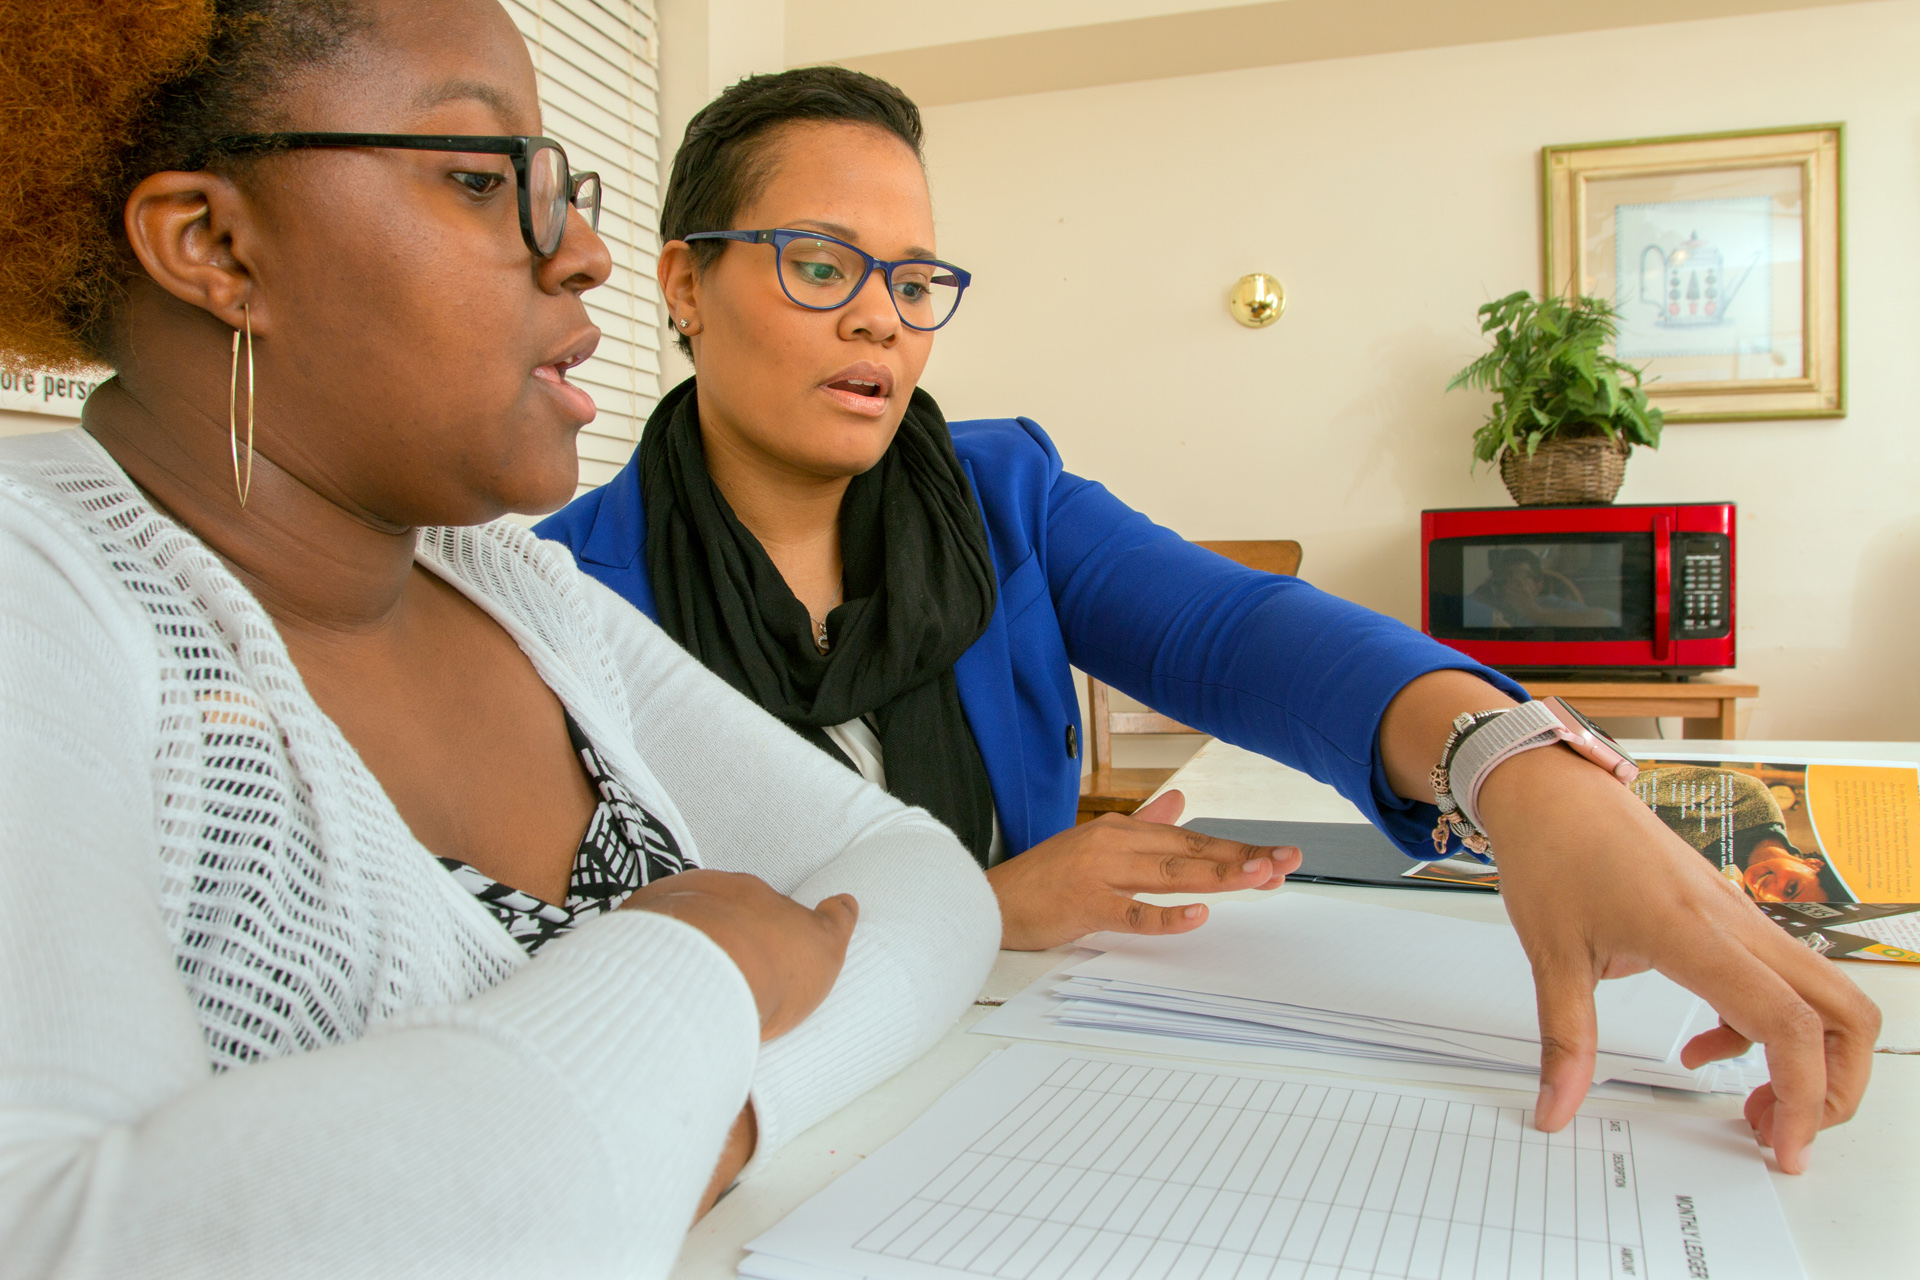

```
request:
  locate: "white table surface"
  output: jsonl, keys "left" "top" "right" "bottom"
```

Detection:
{"left": 675, "top": 740, "right": 1920, "bottom": 1280}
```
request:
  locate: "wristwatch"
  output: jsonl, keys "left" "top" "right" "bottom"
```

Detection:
{"left": 1430, "top": 697, "right": 1638, "bottom": 858}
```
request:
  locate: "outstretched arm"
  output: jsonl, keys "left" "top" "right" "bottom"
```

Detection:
{"left": 1379, "top": 669, "right": 1880, "bottom": 1173}
{"left": 1039, "top": 435, "right": 1877, "bottom": 1169}
{"left": 981, "top": 430, "right": 1522, "bottom": 944}
{"left": 1042, "top": 456, "right": 1527, "bottom": 854}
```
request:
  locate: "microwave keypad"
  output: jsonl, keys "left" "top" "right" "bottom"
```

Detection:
{"left": 1675, "top": 534, "right": 1732, "bottom": 638}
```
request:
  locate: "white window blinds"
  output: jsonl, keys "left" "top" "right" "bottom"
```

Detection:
{"left": 506, "top": 0, "right": 661, "bottom": 492}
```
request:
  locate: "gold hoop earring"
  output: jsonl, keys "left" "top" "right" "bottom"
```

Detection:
{"left": 229, "top": 304, "right": 255, "bottom": 508}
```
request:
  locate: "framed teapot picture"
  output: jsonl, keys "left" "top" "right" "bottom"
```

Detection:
{"left": 1542, "top": 124, "right": 1843, "bottom": 421}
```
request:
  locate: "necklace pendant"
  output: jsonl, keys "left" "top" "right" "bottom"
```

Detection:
{"left": 813, "top": 618, "right": 831, "bottom": 654}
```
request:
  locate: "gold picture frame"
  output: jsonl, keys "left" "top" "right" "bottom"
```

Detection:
{"left": 1542, "top": 124, "right": 1844, "bottom": 422}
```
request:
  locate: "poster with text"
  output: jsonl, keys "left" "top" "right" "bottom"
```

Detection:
{"left": 0, "top": 367, "right": 104, "bottom": 420}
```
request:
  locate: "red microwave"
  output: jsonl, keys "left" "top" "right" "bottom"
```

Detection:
{"left": 1420, "top": 503, "right": 1735, "bottom": 675}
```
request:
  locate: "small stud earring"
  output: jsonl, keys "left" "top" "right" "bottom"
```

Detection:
{"left": 677, "top": 318, "right": 691, "bottom": 330}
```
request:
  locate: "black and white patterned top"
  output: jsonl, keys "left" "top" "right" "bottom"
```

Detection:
{"left": 439, "top": 712, "right": 692, "bottom": 955}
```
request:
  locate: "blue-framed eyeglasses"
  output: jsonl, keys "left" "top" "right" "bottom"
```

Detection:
{"left": 683, "top": 228, "right": 971, "bottom": 331}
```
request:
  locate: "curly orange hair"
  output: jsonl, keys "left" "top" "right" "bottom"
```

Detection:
{"left": 0, "top": 1, "right": 366, "bottom": 372}
{"left": 0, "top": 3, "right": 211, "bottom": 370}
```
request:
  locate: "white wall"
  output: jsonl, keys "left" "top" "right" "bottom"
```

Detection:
{"left": 796, "top": 0, "right": 1870, "bottom": 109}
{"left": 659, "top": 0, "right": 785, "bottom": 164}
{"left": 785, "top": 0, "right": 1254, "bottom": 64}
{"left": 655, "top": 0, "right": 787, "bottom": 387}
{"left": 911, "top": 0, "right": 1920, "bottom": 741}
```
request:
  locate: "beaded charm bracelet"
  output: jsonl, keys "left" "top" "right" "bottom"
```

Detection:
{"left": 1428, "top": 699, "right": 1639, "bottom": 861}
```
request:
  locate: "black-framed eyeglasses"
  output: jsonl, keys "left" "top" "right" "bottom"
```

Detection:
{"left": 199, "top": 133, "right": 602, "bottom": 258}
{"left": 683, "top": 228, "right": 971, "bottom": 331}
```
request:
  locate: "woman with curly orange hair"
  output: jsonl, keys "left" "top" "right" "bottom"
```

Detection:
{"left": 0, "top": 2, "right": 998, "bottom": 1272}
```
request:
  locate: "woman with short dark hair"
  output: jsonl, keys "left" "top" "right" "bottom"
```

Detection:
{"left": 0, "top": 3, "right": 997, "bottom": 1272}
{"left": 539, "top": 64, "right": 1879, "bottom": 1174}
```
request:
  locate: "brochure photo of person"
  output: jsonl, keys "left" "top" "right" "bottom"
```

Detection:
{"left": 1630, "top": 762, "right": 1843, "bottom": 905}
{"left": 1634, "top": 757, "right": 1920, "bottom": 963}
{"left": 1405, "top": 753, "right": 1920, "bottom": 961}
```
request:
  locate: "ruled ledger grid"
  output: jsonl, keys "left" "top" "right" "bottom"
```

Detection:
{"left": 853, "top": 1057, "right": 1648, "bottom": 1280}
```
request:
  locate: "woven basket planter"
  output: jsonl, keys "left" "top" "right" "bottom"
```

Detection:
{"left": 1499, "top": 437, "right": 1629, "bottom": 506}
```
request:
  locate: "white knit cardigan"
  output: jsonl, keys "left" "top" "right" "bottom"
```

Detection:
{"left": 0, "top": 430, "right": 1000, "bottom": 1278}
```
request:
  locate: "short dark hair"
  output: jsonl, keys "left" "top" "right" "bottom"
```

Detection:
{"left": 660, "top": 66, "right": 923, "bottom": 358}
{"left": 1488, "top": 547, "right": 1542, "bottom": 575}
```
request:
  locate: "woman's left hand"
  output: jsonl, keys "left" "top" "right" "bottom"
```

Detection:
{"left": 985, "top": 790, "right": 1300, "bottom": 950}
{"left": 1380, "top": 670, "right": 1880, "bottom": 1173}
{"left": 1477, "top": 744, "right": 1882, "bottom": 1174}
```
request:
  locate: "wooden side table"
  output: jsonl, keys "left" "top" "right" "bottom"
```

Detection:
{"left": 1519, "top": 675, "right": 1758, "bottom": 739}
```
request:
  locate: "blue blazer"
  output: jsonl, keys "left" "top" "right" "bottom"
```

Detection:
{"left": 535, "top": 416, "right": 1523, "bottom": 860}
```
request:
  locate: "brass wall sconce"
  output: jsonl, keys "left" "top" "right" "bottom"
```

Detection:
{"left": 1228, "top": 273, "right": 1286, "bottom": 328}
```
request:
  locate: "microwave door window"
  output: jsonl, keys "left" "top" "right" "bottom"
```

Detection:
{"left": 1430, "top": 535, "right": 1654, "bottom": 642}
{"left": 1464, "top": 544, "right": 1621, "bottom": 627}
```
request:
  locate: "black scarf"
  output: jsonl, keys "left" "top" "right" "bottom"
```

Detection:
{"left": 640, "top": 377, "right": 1000, "bottom": 864}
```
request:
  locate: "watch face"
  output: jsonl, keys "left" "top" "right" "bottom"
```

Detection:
{"left": 1542, "top": 696, "right": 1640, "bottom": 772}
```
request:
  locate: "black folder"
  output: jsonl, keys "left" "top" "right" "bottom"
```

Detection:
{"left": 1181, "top": 817, "right": 1487, "bottom": 892}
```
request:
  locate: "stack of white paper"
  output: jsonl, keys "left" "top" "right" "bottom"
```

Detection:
{"left": 990, "top": 896, "right": 1765, "bottom": 1094}
{"left": 740, "top": 1043, "right": 1805, "bottom": 1280}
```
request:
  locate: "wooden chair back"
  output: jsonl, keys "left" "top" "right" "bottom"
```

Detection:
{"left": 1078, "top": 540, "right": 1302, "bottom": 819}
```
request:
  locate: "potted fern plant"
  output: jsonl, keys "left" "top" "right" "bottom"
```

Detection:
{"left": 1448, "top": 290, "right": 1664, "bottom": 505}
